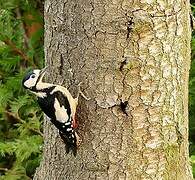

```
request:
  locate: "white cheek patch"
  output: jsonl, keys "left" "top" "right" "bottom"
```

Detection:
{"left": 54, "top": 98, "right": 69, "bottom": 123}
{"left": 24, "top": 78, "right": 37, "bottom": 88}
{"left": 23, "top": 69, "right": 40, "bottom": 89}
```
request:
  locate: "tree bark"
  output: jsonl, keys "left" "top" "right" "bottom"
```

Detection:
{"left": 34, "top": 0, "right": 193, "bottom": 179}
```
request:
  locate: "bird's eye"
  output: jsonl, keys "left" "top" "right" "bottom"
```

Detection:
{"left": 31, "top": 74, "right": 36, "bottom": 78}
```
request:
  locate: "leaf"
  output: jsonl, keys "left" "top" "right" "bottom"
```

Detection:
{"left": 0, "top": 141, "right": 15, "bottom": 157}
{"left": 14, "top": 136, "right": 43, "bottom": 162}
{"left": 9, "top": 95, "right": 30, "bottom": 114}
{"left": 0, "top": 0, "right": 44, "bottom": 179}
{"left": 0, "top": 57, "right": 20, "bottom": 72}
{"left": 0, "top": 85, "right": 13, "bottom": 107}
{"left": 5, "top": 74, "right": 24, "bottom": 93}
{"left": 0, "top": 165, "right": 29, "bottom": 180}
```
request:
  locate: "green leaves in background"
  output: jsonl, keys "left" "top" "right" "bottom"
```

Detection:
{"left": 190, "top": 1, "right": 195, "bottom": 177}
{"left": 0, "top": 0, "right": 44, "bottom": 179}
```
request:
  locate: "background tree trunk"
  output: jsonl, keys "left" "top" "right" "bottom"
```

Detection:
{"left": 34, "top": 0, "right": 193, "bottom": 179}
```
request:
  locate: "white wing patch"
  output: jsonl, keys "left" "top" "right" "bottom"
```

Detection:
{"left": 32, "top": 92, "right": 46, "bottom": 98}
{"left": 51, "top": 86, "right": 78, "bottom": 117}
{"left": 54, "top": 98, "right": 69, "bottom": 123}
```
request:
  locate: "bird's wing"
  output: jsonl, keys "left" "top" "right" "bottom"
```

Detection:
{"left": 53, "top": 90, "right": 71, "bottom": 123}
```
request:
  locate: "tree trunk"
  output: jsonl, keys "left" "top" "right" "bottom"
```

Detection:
{"left": 34, "top": 0, "right": 193, "bottom": 179}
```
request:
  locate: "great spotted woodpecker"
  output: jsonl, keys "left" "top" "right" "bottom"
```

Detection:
{"left": 22, "top": 67, "right": 81, "bottom": 156}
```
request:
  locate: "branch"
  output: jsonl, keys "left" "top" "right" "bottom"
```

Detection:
{"left": 16, "top": 7, "right": 29, "bottom": 49}
{"left": 28, "top": 127, "right": 43, "bottom": 137}
{"left": 0, "top": 31, "right": 36, "bottom": 67}
{"left": 5, "top": 110, "right": 22, "bottom": 123}
{"left": 0, "top": 168, "right": 8, "bottom": 171}
{"left": 3, "top": 38, "right": 36, "bottom": 67}
{"left": 4, "top": 110, "right": 43, "bottom": 137}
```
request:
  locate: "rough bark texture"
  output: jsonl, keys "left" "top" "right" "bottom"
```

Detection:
{"left": 34, "top": 0, "right": 193, "bottom": 179}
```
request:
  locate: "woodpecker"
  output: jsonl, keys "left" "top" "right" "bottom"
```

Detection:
{"left": 22, "top": 67, "right": 80, "bottom": 156}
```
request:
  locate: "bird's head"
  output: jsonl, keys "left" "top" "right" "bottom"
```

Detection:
{"left": 22, "top": 67, "right": 48, "bottom": 91}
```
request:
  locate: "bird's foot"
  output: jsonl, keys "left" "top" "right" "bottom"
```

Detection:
{"left": 76, "top": 82, "right": 91, "bottom": 100}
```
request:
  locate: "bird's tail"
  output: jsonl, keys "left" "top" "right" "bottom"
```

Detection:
{"left": 65, "top": 139, "right": 77, "bottom": 156}
{"left": 59, "top": 131, "right": 77, "bottom": 156}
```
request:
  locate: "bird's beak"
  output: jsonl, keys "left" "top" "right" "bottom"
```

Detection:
{"left": 39, "top": 66, "right": 48, "bottom": 79}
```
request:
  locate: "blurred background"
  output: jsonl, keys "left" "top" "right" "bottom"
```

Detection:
{"left": 189, "top": 0, "right": 195, "bottom": 177}
{"left": 0, "top": 0, "right": 195, "bottom": 179}
{"left": 0, "top": 0, "right": 44, "bottom": 179}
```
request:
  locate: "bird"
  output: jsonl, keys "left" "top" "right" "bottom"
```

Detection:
{"left": 22, "top": 66, "right": 81, "bottom": 156}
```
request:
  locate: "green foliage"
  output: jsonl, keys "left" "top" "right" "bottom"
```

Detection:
{"left": 0, "top": 0, "right": 44, "bottom": 179}
{"left": 190, "top": 1, "right": 195, "bottom": 177}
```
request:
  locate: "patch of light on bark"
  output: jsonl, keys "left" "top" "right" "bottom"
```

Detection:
{"left": 106, "top": 95, "right": 118, "bottom": 107}
{"left": 154, "top": 21, "right": 166, "bottom": 39}
{"left": 176, "top": 24, "right": 183, "bottom": 36}
{"left": 163, "top": 43, "right": 172, "bottom": 53}
{"left": 146, "top": 139, "right": 161, "bottom": 149}
{"left": 162, "top": 115, "right": 173, "bottom": 126}
{"left": 161, "top": 60, "right": 172, "bottom": 78}
{"left": 148, "top": 42, "right": 162, "bottom": 56}
{"left": 145, "top": 166, "right": 158, "bottom": 175}
{"left": 95, "top": 94, "right": 118, "bottom": 108}
{"left": 148, "top": 68, "right": 156, "bottom": 77}
{"left": 170, "top": 88, "right": 177, "bottom": 106}
{"left": 140, "top": 0, "right": 156, "bottom": 4}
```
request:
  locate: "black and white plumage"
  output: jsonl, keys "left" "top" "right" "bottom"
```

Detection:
{"left": 22, "top": 67, "right": 79, "bottom": 156}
